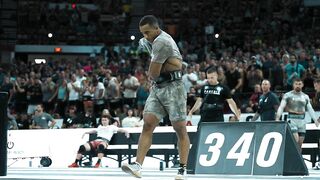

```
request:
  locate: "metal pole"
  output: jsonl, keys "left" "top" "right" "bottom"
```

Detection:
{"left": 0, "top": 92, "right": 8, "bottom": 176}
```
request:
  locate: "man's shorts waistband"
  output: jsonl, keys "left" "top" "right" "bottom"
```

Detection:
{"left": 96, "top": 137, "right": 110, "bottom": 144}
{"left": 288, "top": 113, "right": 305, "bottom": 120}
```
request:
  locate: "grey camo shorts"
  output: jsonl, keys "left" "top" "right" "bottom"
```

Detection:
{"left": 143, "top": 80, "right": 187, "bottom": 122}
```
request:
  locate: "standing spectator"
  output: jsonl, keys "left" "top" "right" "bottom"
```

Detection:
{"left": 246, "top": 64, "right": 263, "bottom": 92}
{"left": 225, "top": 59, "right": 243, "bottom": 105}
{"left": 26, "top": 77, "right": 43, "bottom": 116}
{"left": 284, "top": 54, "right": 305, "bottom": 90}
{"left": 136, "top": 73, "right": 150, "bottom": 117}
{"left": 67, "top": 74, "right": 81, "bottom": 110}
{"left": 251, "top": 80, "right": 280, "bottom": 121}
{"left": 0, "top": 76, "right": 14, "bottom": 105}
{"left": 103, "top": 69, "right": 121, "bottom": 111}
{"left": 41, "top": 77, "right": 56, "bottom": 114}
{"left": 81, "top": 79, "right": 94, "bottom": 113}
{"left": 182, "top": 65, "right": 198, "bottom": 93}
{"left": 92, "top": 76, "right": 105, "bottom": 116}
{"left": 50, "top": 79, "right": 68, "bottom": 118}
{"left": 30, "top": 104, "right": 56, "bottom": 129}
{"left": 122, "top": 72, "right": 140, "bottom": 107}
{"left": 13, "top": 76, "right": 27, "bottom": 114}
{"left": 276, "top": 78, "right": 319, "bottom": 152}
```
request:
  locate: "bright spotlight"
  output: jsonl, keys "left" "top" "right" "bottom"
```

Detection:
{"left": 130, "top": 35, "right": 135, "bottom": 40}
{"left": 48, "top": 33, "right": 53, "bottom": 38}
{"left": 214, "top": 34, "right": 219, "bottom": 38}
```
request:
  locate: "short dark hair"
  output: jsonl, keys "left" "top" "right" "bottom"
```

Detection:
{"left": 139, "top": 15, "right": 159, "bottom": 28}
{"left": 293, "top": 78, "right": 302, "bottom": 83}
{"left": 206, "top": 66, "right": 217, "bottom": 74}
{"left": 314, "top": 78, "right": 320, "bottom": 84}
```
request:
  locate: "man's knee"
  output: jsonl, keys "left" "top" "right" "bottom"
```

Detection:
{"left": 78, "top": 145, "right": 86, "bottom": 154}
{"left": 143, "top": 113, "right": 159, "bottom": 131}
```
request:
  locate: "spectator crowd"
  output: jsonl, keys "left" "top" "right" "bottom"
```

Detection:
{"left": 2, "top": 0, "right": 320, "bottom": 130}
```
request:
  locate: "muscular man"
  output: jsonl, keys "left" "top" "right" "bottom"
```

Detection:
{"left": 188, "top": 66, "right": 240, "bottom": 123}
{"left": 276, "top": 78, "right": 320, "bottom": 152}
{"left": 121, "top": 15, "right": 190, "bottom": 180}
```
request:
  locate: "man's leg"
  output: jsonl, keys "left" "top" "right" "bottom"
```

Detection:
{"left": 298, "top": 135, "right": 305, "bottom": 153}
{"left": 121, "top": 113, "right": 159, "bottom": 178}
{"left": 172, "top": 121, "right": 190, "bottom": 180}
{"left": 172, "top": 121, "right": 190, "bottom": 166}
{"left": 68, "top": 143, "right": 91, "bottom": 167}
{"left": 135, "top": 113, "right": 159, "bottom": 164}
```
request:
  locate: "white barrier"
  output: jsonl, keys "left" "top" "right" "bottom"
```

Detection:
{"left": 6, "top": 113, "right": 320, "bottom": 168}
{"left": 189, "top": 112, "right": 320, "bottom": 125}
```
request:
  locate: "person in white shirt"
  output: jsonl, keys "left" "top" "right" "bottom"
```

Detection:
{"left": 67, "top": 74, "right": 81, "bottom": 110}
{"left": 182, "top": 65, "right": 198, "bottom": 93}
{"left": 68, "top": 115, "right": 129, "bottom": 168}
{"left": 122, "top": 72, "right": 140, "bottom": 107}
{"left": 121, "top": 109, "right": 143, "bottom": 127}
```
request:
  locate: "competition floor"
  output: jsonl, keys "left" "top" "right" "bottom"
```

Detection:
{"left": 1, "top": 167, "right": 320, "bottom": 180}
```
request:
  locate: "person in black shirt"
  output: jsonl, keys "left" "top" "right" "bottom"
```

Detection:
{"left": 188, "top": 66, "right": 240, "bottom": 123}
{"left": 251, "top": 79, "right": 280, "bottom": 121}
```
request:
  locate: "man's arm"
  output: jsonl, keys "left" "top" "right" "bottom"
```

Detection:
{"left": 148, "top": 62, "right": 162, "bottom": 80}
{"left": 306, "top": 98, "right": 320, "bottom": 127}
{"left": 226, "top": 98, "right": 241, "bottom": 120}
{"left": 251, "top": 112, "right": 260, "bottom": 121}
{"left": 275, "top": 99, "right": 287, "bottom": 121}
{"left": 188, "top": 97, "right": 203, "bottom": 116}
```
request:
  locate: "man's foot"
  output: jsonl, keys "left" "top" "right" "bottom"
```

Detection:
{"left": 121, "top": 162, "right": 142, "bottom": 178}
{"left": 175, "top": 167, "right": 186, "bottom": 180}
{"left": 94, "top": 162, "right": 101, "bottom": 168}
{"left": 68, "top": 162, "right": 79, "bottom": 168}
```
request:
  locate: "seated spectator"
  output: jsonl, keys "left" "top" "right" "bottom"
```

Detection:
{"left": 16, "top": 113, "right": 31, "bottom": 129}
{"left": 121, "top": 109, "right": 143, "bottom": 127}
{"left": 75, "top": 107, "right": 97, "bottom": 128}
{"left": 30, "top": 104, "right": 56, "bottom": 129}
{"left": 63, "top": 105, "right": 80, "bottom": 128}
{"left": 7, "top": 108, "right": 18, "bottom": 130}
{"left": 68, "top": 115, "right": 129, "bottom": 168}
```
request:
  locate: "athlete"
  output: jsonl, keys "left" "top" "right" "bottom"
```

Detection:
{"left": 276, "top": 78, "right": 320, "bottom": 152}
{"left": 121, "top": 15, "right": 190, "bottom": 180}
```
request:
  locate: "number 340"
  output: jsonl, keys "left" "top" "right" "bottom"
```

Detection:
{"left": 199, "top": 132, "right": 283, "bottom": 168}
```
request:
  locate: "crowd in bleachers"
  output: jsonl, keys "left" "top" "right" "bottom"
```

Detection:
{"left": 17, "top": 0, "right": 131, "bottom": 45}
{"left": 4, "top": 0, "right": 320, "bottom": 129}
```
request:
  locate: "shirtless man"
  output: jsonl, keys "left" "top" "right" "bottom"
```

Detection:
{"left": 121, "top": 15, "right": 190, "bottom": 180}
